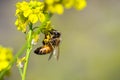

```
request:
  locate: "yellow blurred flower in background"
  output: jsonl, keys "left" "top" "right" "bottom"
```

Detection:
{"left": 74, "top": 0, "right": 87, "bottom": 10}
{"left": 0, "top": 45, "right": 13, "bottom": 71}
{"left": 45, "top": 0, "right": 87, "bottom": 14}
{"left": 45, "top": 0, "right": 64, "bottom": 15}
{"left": 62, "top": 0, "right": 74, "bottom": 9}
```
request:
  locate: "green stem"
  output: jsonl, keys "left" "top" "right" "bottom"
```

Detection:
{"left": 22, "top": 23, "right": 33, "bottom": 80}
{"left": 18, "top": 65, "right": 23, "bottom": 77}
{"left": 22, "top": 46, "right": 32, "bottom": 80}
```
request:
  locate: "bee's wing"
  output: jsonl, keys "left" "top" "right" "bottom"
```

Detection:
{"left": 48, "top": 46, "right": 59, "bottom": 61}
{"left": 48, "top": 39, "right": 60, "bottom": 61}
{"left": 56, "top": 46, "right": 60, "bottom": 60}
{"left": 55, "top": 38, "right": 61, "bottom": 60}
{"left": 48, "top": 51, "right": 53, "bottom": 60}
{"left": 53, "top": 46, "right": 59, "bottom": 60}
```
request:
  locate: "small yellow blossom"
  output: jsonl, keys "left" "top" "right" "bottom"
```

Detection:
{"left": 46, "top": 4, "right": 64, "bottom": 15}
{"left": 45, "top": 0, "right": 54, "bottom": 5}
{"left": 15, "top": 19, "right": 28, "bottom": 32}
{"left": 54, "top": 4, "right": 64, "bottom": 15}
{"left": 23, "top": 9, "right": 32, "bottom": 17}
{"left": 74, "top": 0, "right": 87, "bottom": 10}
{"left": 45, "top": 0, "right": 64, "bottom": 14}
{"left": 47, "top": 5, "right": 56, "bottom": 13}
{"left": 15, "top": 1, "right": 45, "bottom": 32}
{"left": 0, "top": 45, "right": 13, "bottom": 71}
{"left": 28, "top": 14, "right": 38, "bottom": 23}
{"left": 62, "top": 0, "right": 74, "bottom": 9}
{"left": 17, "top": 57, "right": 26, "bottom": 68}
{"left": 38, "top": 12, "right": 46, "bottom": 23}
{"left": 0, "top": 61, "right": 9, "bottom": 71}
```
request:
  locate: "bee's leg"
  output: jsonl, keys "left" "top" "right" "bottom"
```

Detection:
{"left": 56, "top": 46, "right": 60, "bottom": 61}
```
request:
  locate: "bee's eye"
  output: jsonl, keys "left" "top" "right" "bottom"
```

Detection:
{"left": 49, "top": 29, "right": 61, "bottom": 38}
{"left": 54, "top": 32, "right": 60, "bottom": 38}
{"left": 52, "top": 31, "right": 61, "bottom": 38}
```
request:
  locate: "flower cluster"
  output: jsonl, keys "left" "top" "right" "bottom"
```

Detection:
{"left": 0, "top": 46, "right": 13, "bottom": 72}
{"left": 15, "top": 1, "right": 45, "bottom": 32}
{"left": 15, "top": 0, "right": 87, "bottom": 33}
{"left": 62, "top": 0, "right": 87, "bottom": 10}
{"left": 45, "top": 0, "right": 87, "bottom": 14}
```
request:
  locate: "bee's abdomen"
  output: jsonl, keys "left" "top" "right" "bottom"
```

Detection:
{"left": 34, "top": 45, "right": 52, "bottom": 55}
{"left": 34, "top": 47, "right": 45, "bottom": 55}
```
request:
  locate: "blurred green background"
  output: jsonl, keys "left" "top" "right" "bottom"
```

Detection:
{"left": 0, "top": 0, "right": 120, "bottom": 80}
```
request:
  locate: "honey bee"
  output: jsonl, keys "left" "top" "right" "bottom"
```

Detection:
{"left": 34, "top": 29, "right": 61, "bottom": 60}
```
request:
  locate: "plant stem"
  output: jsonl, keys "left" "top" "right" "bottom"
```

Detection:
{"left": 18, "top": 65, "right": 23, "bottom": 77}
{"left": 22, "top": 46, "right": 32, "bottom": 80}
{"left": 22, "top": 23, "right": 33, "bottom": 80}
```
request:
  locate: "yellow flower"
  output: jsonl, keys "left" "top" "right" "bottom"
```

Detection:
{"left": 15, "top": 9, "right": 20, "bottom": 15}
{"left": 45, "top": 0, "right": 64, "bottom": 15}
{"left": 28, "top": 14, "right": 38, "bottom": 23}
{"left": 47, "top": 4, "right": 64, "bottom": 15}
{"left": 16, "top": 1, "right": 29, "bottom": 13}
{"left": 15, "top": 19, "right": 28, "bottom": 32}
{"left": 23, "top": 9, "right": 32, "bottom": 17}
{"left": 54, "top": 4, "right": 64, "bottom": 15}
{"left": 16, "top": 57, "right": 25, "bottom": 68}
{"left": 45, "top": 0, "right": 54, "bottom": 5}
{"left": 15, "top": 1, "right": 45, "bottom": 32}
{"left": 0, "top": 61, "right": 9, "bottom": 71}
{"left": 74, "top": 0, "right": 87, "bottom": 10}
{"left": 62, "top": 0, "right": 74, "bottom": 9}
{"left": 38, "top": 12, "right": 46, "bottom": 23}
{"left": 0, "top": 45, "right": 13, "bottom": 71}
{"left": 33, "top": 7, "right": 40, "bottom": 14}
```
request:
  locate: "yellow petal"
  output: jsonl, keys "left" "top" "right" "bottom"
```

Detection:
{"left": 23, "top": 9, "right": 32, "bottom": 17}
{"left": 38, "top": 12, "right": 46, "bottom": 23}
{"left": 29, "top": 14, "right": 38, "bottom": 23}
{"left": 62, "top": 0, "right": 74, "bottom": 9}
{"left": 0, "top": 61, "right": 9, "bottom": 71}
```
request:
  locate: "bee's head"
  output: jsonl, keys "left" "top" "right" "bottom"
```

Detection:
{"left": 50, "top": 29, "right": 61, "bottom": 38}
